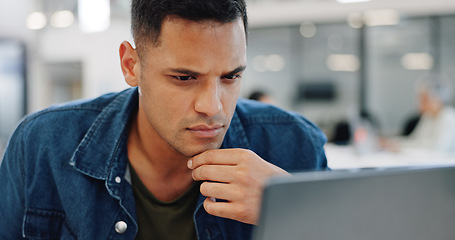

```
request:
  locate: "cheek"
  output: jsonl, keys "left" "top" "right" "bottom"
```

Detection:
{"left": 222, "top": 82, "right": 241, "bottom": 110}
{"left": 223, "top": 95, "right": 238, "bottom": 114}
{"left": 145, "top": 90, "right": 184, "bottom": 120}
{"left": 139, "top": 75, "right": 180, "bottom": 111}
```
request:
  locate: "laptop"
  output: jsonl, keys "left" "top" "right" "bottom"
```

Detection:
{"left": 253, "top": 165, "right": 455, "bottom": 240}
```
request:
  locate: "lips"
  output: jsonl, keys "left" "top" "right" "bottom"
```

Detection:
{"left": 187, "top": 124, "right": 223, "bottom": 138}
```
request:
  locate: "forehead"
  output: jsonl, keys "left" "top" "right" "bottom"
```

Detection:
{"left": 140, "top": 17, "right": 246, "bottom": 70}
{"left": 161, "top": 16, "right": 246, "bottom": 41}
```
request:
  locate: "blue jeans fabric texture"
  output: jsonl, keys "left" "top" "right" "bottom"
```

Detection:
{"left": 0, "top": 87, "right": 327, "bottom": 240}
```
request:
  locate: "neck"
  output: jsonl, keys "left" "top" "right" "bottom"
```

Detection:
{"left": 127, "top": 110, "right": 194, "bottom": 201}
{"left": 128, "top": 110, "right": 190, "bottom": 175}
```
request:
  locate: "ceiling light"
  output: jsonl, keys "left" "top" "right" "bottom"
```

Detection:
{"left": 300, "top": 21, "right": 317, "bottom": 38}
{"left": 401, "top": 53, "right": 433, "bottom": 70}
{"left": 266, "top": 54, "right": 286, "bottom": 72}
{"left": 26, "top": 12, "right": 47, "bottom": 30}
{"left": 78, "top": 0, "right": 110, "bottom": 33}
{"left": 50, "top": 10, "right": 74, "bottom": 28}
{"left": 326, "top": 54, "right": 360, "bottom": 72}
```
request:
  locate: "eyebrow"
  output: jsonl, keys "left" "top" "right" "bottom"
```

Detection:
{"left": 168, "top": 65, "right": 247, "bottom": 76}
{"left": 226, "top": 66, "right": 247, "bottom": 76}
{"left": 169, "top": 68, "right": 200, "bottom": 76}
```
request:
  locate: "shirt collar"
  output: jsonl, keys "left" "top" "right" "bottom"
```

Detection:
{"left": 221, "top": 105, "right": 251, "bottom": 150}
{"left": 69, "top": 87, "right": 138, "bottom": 180}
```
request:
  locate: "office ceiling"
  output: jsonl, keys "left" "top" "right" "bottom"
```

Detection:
{"left": 246, "top": 0, "right": 455, "bottom": 26}
{"left": 3, "top": 0, "right": 455, "bottom": 35}
{"left": 36, "top": 0, "right": 455, "bottom": 24}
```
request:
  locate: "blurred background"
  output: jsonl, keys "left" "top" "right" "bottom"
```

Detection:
{"left": 1, "top": 0, "right": 455, "bottom": 167}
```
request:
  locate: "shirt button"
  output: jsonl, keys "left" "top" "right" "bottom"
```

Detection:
{"left": 115, "top": 176, "right": 122, "bottom": 183}
{"left": 115, "top": 221, "right": 127, "bottom": 234}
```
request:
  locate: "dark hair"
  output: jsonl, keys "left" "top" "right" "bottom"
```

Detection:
{"left": 131, "top": 0, "right": 248, "bottom": 56}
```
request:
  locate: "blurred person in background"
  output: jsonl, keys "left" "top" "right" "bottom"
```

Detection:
{"left": 0, "top": 0, "right": 328, "bottom": 239}
{"left": 248, "top": 90, "right": 276, "bottom": 105}
{"left": 393, "top": 74, "right": 455, "bottom": 153}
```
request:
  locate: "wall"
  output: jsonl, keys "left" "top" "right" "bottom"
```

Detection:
{"left": 37, "top": 19, "right": 132, "bottom": 108}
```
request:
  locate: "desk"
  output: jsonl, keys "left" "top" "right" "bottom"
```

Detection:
{"left": 325, "top": 143, "right": 455, "bottom": 169}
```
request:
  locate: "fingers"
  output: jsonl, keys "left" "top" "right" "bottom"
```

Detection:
{"left": 203, "top": 199, "right": 232, "bottom": 221}
{"left": 198, "top": 176, "right": 256, "bottom": 223}
{"left": 188, "top": 148, "right": 285, "bottom": 225}
{"left": 192, "top": 164, "right": 236, "bottom": 182}
{"left": 188, "top": 149, "right": 249, "bottom": 169}
{"left": 199, "top": 181, "right": 240, "bottom": 201}
{"left": 203, "top": 196, "right": 258, "bottom": 225}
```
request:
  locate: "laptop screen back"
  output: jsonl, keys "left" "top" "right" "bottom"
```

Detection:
{"left": 253, "top": 166, "right": 455, "bottom": 240}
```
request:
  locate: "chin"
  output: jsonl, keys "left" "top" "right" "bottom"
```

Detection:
{"left": 183, "top": 143, "right": 222, "bottom": 157}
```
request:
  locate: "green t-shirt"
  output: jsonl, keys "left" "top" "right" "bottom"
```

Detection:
{"left": 129, "top": 164, "right": 201, "bottom": 240}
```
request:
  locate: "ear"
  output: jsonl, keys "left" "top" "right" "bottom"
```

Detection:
{"left": 119, "top": 41, "right": 140, "bottom": 87}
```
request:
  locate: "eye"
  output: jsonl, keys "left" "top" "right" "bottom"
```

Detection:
{"left": 174, "top": 75, "right": 195, "bottom": 81}
{"left": 223, "top": 74, "right": 241, "bottom": 80}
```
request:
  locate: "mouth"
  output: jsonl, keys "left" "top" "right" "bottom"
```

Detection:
{"left": 187, "top": 124, "right": 224, "bottom": 138}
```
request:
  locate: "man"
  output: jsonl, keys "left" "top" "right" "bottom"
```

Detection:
{"left": 398, "top": 75, "right": 455, "bottom": 153}
{"left": 0, "top": 0, "right": 327, "bottom": 239}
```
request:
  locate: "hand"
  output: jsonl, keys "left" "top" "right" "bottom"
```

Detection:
{"left": 188, "top": 148, "right": 290, "bottom": 225}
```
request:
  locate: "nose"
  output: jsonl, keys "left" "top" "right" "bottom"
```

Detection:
{"left": 194, "top": 79, "right": 222, "bottom": 117}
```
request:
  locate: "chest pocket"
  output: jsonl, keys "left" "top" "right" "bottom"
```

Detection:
{"left": 23, "top": 208, "right": 76, "bottom": 240}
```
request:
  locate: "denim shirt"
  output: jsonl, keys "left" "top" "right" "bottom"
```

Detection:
{"left": 0, "top": 87, "right": 327, "bottom": 240}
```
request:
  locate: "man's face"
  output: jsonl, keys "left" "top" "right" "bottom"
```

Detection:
{"left": 135, "top": 17, "right": 247, "bottom": 157}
